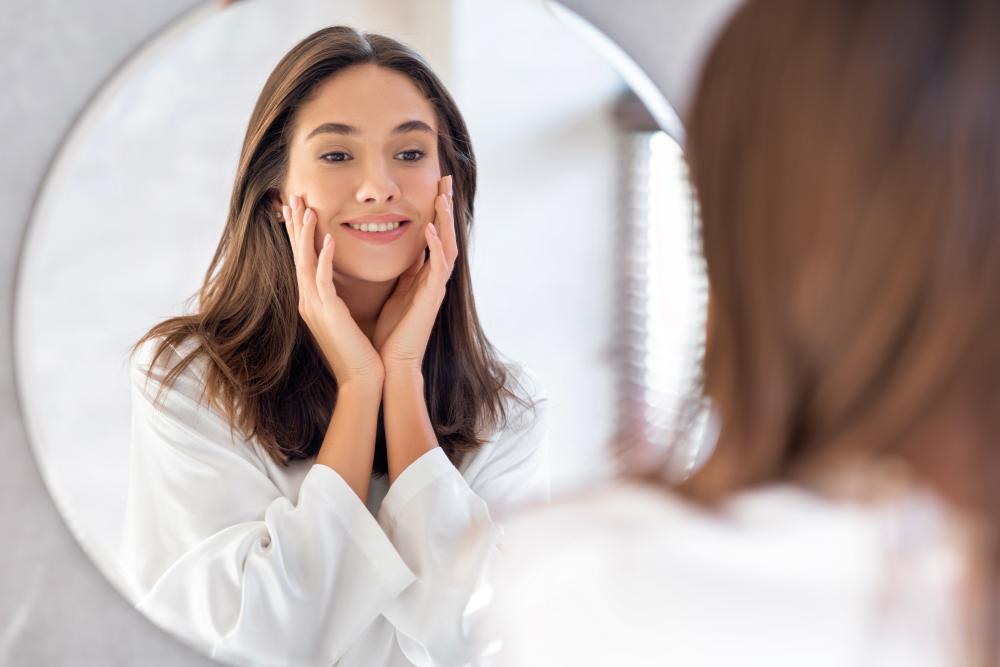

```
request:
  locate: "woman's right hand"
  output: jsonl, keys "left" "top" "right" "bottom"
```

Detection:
{"left": 283, "top": 194, "right": 384, "bottom": 389}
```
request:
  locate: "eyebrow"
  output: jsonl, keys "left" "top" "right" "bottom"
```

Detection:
{"left": 305, "top": 119, "right": 435, "bottom": 141}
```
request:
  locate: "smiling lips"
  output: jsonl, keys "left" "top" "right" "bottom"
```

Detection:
{"left": 340, "top": 214, "right": 411, "bottom": 244}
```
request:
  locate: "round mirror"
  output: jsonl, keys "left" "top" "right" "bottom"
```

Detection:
{"left": 14, "top": 0, "right": 700, "bottom": 663}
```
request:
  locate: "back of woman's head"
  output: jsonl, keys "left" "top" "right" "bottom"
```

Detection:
{"left": 680, "top": 0, "right": 1000, "bottom": 505}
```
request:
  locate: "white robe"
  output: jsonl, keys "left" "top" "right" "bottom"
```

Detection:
{"left": 484, "top": 479, "right": 974, "bottom": 667}
{"left": 117, "top": 336, "right": 550, "bottom": 667}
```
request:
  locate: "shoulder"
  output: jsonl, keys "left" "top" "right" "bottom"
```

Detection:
{"left": 498, "top": 352, "right": 546, "bottom": 400}
{"left": 456, "top": 356, "right": 551, "bottom": 504}
{"left": 131, "top": 334, "right": 198, "bottom": 377}
{"left": 495, "top": 353, "right": 548, "bottom": 435}
{"left": 491, "top": 481, "right": 968, "bottom": 664}
{"left": 497, "top": 479, "right": 886, "bottom": 569}
{"left": 130, "top": 336, "right": 229, "bottom": 439}
{"left": 472, "top": 356, "right": 549, "bottom": 460}
{"left": 493, "top": 481, "right": 859, "bottom": 606}
{"left": 130, "top": 334, "right": 207, "bottom": 400}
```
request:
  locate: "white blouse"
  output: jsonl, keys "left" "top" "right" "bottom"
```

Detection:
{"left": 484, "top": 478, "right": 975, "bottom": 667}
{"left": 117, "top": 336, "right": 550, "bottom": 667}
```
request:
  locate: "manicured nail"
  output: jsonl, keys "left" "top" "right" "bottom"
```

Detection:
{"left": 291, "top": 195, "right": 301, "bottom": 210}
{"left": 446, "top": 175, "right": 453, "bottom": 197}
{"left": 304, "top": 209, "right": 314, "bottom": 224}
{"left": 282, "top": 205, "right": 290, "bottom": 221}
{"left": 323, "top": 233, "right": 331, "bottom": 248}
{"left": 428, "top": 223, "right": 438, "bottom": 236}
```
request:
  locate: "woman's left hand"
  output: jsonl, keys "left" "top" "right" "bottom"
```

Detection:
{"left": 374, "top": 175, "right": 457, "bottom": 374}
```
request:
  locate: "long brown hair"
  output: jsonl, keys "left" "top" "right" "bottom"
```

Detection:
{"left": 131, "top": 26, "right": 532, "bottom": 475}
{"left": 676, "top": 0, "right": 1000, "bottom": 504}
{"left": 628, "top": 0, "right": 1000, "bottom": 658}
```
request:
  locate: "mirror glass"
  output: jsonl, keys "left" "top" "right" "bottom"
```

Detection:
{"left": 14, "top": 0, "right": 700, "bottom": 662}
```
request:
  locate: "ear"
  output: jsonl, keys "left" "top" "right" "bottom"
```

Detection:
{"left": 264, "top": 187, "right": 285, "bottom": 216}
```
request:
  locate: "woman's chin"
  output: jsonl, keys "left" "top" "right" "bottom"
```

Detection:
{"left": 333, "top": 261, "right": 411, "bottom": 285}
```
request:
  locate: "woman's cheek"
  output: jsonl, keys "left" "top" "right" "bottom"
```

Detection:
{"left": 305, "top": 209, "right": 333, "bottom": 257}
{"left": 403, "top": 169, "right": 440, "bottom": 218}
{"left": 422, "top": 184, "right": 440, "bottom": 222}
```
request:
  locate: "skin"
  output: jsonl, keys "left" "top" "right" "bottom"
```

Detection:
{"left": 274, "top": 63, "right": 459, "bottom": 500}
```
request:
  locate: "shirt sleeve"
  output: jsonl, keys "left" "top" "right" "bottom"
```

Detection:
{"left": 373, "top": 365, "right": 551, "bottom": 666}
{"left": 117, "top": 339, "right": 417, "bottom": 667}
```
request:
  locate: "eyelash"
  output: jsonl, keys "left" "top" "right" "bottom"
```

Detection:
{"left": 320, "top": 150, "right": 426, "bottom": 163}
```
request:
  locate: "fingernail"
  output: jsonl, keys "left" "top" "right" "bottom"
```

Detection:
{"left": 429, "top": 224, "right": 438, "bottom": 236}
{"left": 291, "top": 195, "right": 300, "bottom": 210}
{"left": 446, "top": 175, "right": 453, "bottom": 197}
{"left": 323, "top": 233, "right": 331, "bottom": 248}
{"left": 282, "top": 205, "right": 290, "bottom": 221}
{"left": 304, "top": 209, "right": 314, "bottom": 224}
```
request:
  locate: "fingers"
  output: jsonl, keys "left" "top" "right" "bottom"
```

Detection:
{"left": 297, "top": 203, "right": 319, "bottom": 278}
{"left": 315, "top": 232, "right": 337, "bottom": 304}
{"left": 416, "top": 175, "right": 455, "bottom": 292}
{"left": 424, "top": 219, "right": 449, "bottom": 286}
{"left": 431, "top": 188, "right": 457, "bottom": 272}
{"left": 283, "top": 194, "right": 321, "bottom": 305}
{"left": 434, "top": 175, "right": 458, "bottom": 269}
{"left": 282, "top": 204, "right": 295, "bottom": 255}
{"left": 397, "top": 244, "right": 426, "bottom": 293}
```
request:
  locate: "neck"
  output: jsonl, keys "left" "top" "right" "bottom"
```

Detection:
{"left": 331, "top": 271, "right": 396, "bottom": 340}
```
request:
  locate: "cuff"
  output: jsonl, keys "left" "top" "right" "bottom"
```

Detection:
{"left": 376, "top": 447, "right": 457, "bottom": 527}
{"left": 305, "top": 463, "right": 416, "bottom": 595}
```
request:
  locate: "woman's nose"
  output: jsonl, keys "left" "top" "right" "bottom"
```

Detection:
{"left": 355, "top": 160, "right": 400, "bottom": 204}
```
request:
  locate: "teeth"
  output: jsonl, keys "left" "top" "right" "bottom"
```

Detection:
{"left": 349, "top": 221, "right": 402, "bottom": 232}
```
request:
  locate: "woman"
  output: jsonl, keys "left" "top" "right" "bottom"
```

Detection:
{"left": 117, "top": 27, "right": 549, "bottom": 667}
{"left": 487, "top": 0, "right": 999, "bottom": 665}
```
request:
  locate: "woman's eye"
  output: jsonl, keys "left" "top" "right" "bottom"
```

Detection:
{"left": 320, "top": 152, "right": 351, "bottom": 163}
{"left": 396, "top": 150, "right": 425, "bottom": 162}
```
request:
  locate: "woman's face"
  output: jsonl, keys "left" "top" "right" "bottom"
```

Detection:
{"left": 282, "top": 63, "right": 442, "bottom": 284}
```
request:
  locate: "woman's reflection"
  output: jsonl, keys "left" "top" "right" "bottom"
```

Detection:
{"left": 117, "top": 26, "right": 549, "bottom": 666}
